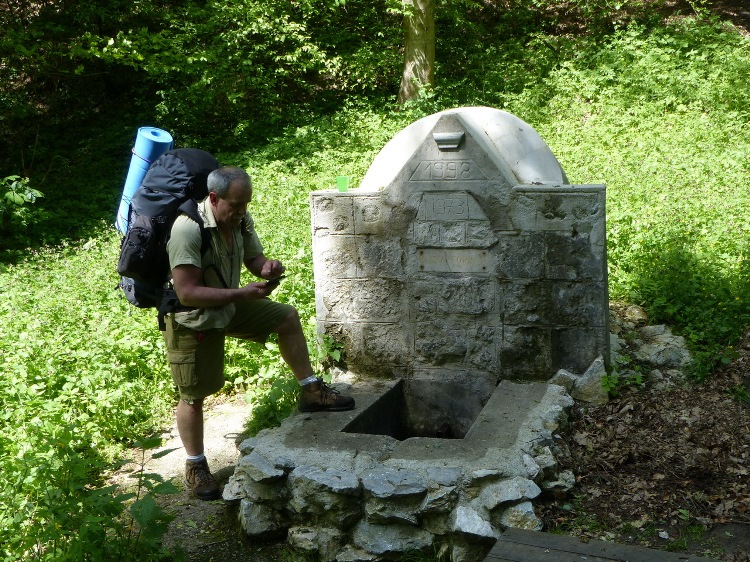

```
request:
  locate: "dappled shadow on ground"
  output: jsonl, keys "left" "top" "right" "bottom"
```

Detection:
{"left": 711, "top": 0, "right": 750, "bottom": 31}
{"left": 533, "top": 0, "right": 750, "bottom": 37}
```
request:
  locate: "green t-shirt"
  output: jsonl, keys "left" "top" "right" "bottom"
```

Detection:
{"left": 167, "top": 198, "right": 264, "bottom": 330}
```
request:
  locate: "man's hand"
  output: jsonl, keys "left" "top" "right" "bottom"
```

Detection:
{"left": 242, "top": 281, "right": 279, "bottom": 299}
{"left": 260, "top": 259, "right": 285, "bottom": 280}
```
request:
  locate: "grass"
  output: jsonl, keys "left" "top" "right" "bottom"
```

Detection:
{"left": 1, "top": 10, "right": 750, "bottom": 561}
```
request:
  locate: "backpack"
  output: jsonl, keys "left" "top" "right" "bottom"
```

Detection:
{"left": 117, "top": 148, "right": 219, "bottom": 327}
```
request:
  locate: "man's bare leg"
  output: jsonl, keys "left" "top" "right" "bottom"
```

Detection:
{"left": 176, "top": 397, "right": 221, "bottom": 500}
{"left": 274, "top": 309, "right": 354, "bottom": 412}
{"left": 275, "top": 309, "right": 315, "bottom": 381}
{"left": 176, "top": 397, "right": 204, "bottom": 456}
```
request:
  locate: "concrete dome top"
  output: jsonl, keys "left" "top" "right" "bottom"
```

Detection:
{"left": 359, "top": 106, "right": 568, "bottom": 190}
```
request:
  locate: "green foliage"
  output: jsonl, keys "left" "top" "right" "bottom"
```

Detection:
{"left": 1, "top": 0, "right": 404, "bottom": 177}
{"left": 0, "top": 0, "right": 154, "bottom": 168}
{"left": 121, "top": 437, "right": 181, "bottom": 560}
{"left": 0, "top": 175, "right": 44, "bottom": 241}
{"left": 1, "top": 175, "right": 41, "bottom": 207}
{"left": 244, "top": 375, "right": 301, "bottom": 437}
{"left": 61, "top": 0, "right": 402, "bottom": 147}
{"left": 602, "top": 355, "right": 645, "bottom": 397}
{"left": 0, "top": 231, "right": 176, "bottom": 560}
{"left": 0, "top": 115, "right": 144, "bottom": 259}
{"left": 319, "top": 334, "right": 344, "bottom": 365}
{"left": 663, "top": 524, "right": 709, "bottom": 552}
{"left": 728, "top": 384, "right": 750, "bottom": 405}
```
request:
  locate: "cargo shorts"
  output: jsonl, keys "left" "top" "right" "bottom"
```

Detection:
{"left": 163, "top": 298, "right": 295, "bottom": 402}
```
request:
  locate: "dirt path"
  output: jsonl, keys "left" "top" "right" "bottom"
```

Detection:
{"left": 110, "top": 394, "right": 286, "bottom": 561}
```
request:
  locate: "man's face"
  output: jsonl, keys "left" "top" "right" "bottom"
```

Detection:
{"left": 210, "top": 180, "right": 252, "bottom": 228}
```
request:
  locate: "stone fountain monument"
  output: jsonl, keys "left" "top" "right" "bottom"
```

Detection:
{"left": 224, "top": 107, "right": 609, "bottom": 561}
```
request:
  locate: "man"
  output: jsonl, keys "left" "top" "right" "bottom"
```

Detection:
{"left": 165, "top": 165, "right": 354, "bottom": 500}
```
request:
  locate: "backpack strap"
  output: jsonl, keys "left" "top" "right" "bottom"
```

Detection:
{"left": 157, "top": 285, "right": 193, "bottom": 331}
{"left": 177, "top": 199, "right": 212, "bottom": 256}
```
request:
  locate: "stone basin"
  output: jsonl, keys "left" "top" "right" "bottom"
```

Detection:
{"left": 224, "top": 377, "right": 575, "bottom": 561}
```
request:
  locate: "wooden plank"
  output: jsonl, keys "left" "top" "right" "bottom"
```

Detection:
{"left": 484, "top": 539, "right": 615, "bottom": 562}
{"left": 485, "top": 529, "right": 723, "bottom": 562}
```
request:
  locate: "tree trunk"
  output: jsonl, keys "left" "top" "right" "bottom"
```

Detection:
{"left": 397, "top": 0, "right": 435, "bottom": 105}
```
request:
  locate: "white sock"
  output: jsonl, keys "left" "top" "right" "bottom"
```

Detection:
{"left": 299, "top": 375, "right": 319, "bottom": 387}
{"left": 187, "top": 453, "right": 206, "bottom": 463}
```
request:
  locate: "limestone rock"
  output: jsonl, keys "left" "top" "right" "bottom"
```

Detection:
{"left": 361, "top": 468, "right": 427, "bottom": 498}
{"left": 426, "top": 466, "right": 462, "bottom": 487}
{"left": 451, "top": 506, "right": 497, "bottom": 539}
{"left": 522, "top": 454, "right": 541, "bottom": 479}
{"left": 236, "top": 479, "right": 288, "bottom": 503}
{"left": 288, "top": 526, "right": 344, "bottom": 561}
{"left": 222, "top": 471, "right": 247, "bottom": 503}
{"left": 352, "top": 520, "right": 433, "bottom": 556}
{"left": 238, "top": 437, "right": 257, "bottom": 456}
{"left": 470, "top": 469, "right": 503, "bottom": 483}
{"left": 420, "top": 511, "right": 453, "bottom": 536}
{"left": 567, "top": 356, "right": 610, "bottom": 405}
{"left": 499, "top": 501, "right": 543, "bottom": 531}
{"left": 624, "top": 305, "right": 648, "bottom": 325}
{"left": 610, "top": 332, "right": 624, "bottom": 355}
{"left": 420, "top": 485, "right": 459, "bottom": 514}
{"left": 287, "top": 466, "right": 362, "bottom": 527}
{"left": 532, "top": 446, "right": 558, "bottom": 479}
{"left": 542, "top": 469, "right": 576, "bottom": 492}
{"left": 289, "top": 465, "right": 360, "bottom": 496}
{"left": 365, "top": 495, "right": 422, "bottom": 525}
{"left": 635, "top": 325, "right": 692, "bottom": 368}
{"left": 238, "top": 450, "right": 285, "bottom": 482}
{"left": 238, "top": 499, "right": 283, "bottom": 536}
{"left": 473, "top": 476, "right": 541, "bottom": 511}
{"left": 548, "top": 369, "right": 577, "bottom": 392}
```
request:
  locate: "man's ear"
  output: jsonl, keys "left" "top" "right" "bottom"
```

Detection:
{"left": 208, "top": 191, "right": 219, "bottom": 206}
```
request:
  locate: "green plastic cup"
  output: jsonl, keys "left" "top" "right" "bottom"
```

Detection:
{"left": 336, "top": 176, "right": 350, "bottom": 192}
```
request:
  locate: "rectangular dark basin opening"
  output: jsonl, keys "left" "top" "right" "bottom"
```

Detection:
{"left": 341, "top": 379, "right": 487, "bottom": 440}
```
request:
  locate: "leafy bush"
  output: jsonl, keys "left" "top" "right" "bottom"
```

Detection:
{"left": 62, "top": 0, "right": 403, "bottom": 148}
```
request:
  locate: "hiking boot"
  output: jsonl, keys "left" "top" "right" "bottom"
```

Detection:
{"left": 185, "top": 458, "right": 221, "bottom": 501}
{"left": 299, "top": 378, "right": 355, "bottom": 412}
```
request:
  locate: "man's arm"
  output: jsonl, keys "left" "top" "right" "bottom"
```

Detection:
{"left": 172, "top": 264, "right": 276, "bottom": 308}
